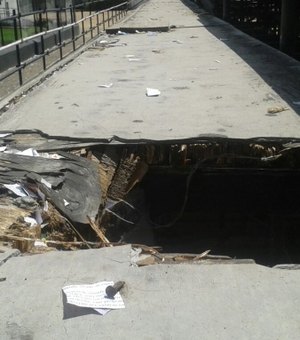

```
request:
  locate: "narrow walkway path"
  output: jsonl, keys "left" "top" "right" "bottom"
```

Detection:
{"left": 1, "top": 0, "right": 300, "bottom": 139}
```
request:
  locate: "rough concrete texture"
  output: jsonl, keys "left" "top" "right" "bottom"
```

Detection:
{"left": 1, "top": 0, "right": 300, "bottom": 139}
{"left": 0, "top": 245, "right": 300, "bottom": 340}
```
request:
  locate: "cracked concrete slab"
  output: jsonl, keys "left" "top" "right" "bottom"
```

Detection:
{"left": 0, "top": 245, "right": 300, "bottom": 340}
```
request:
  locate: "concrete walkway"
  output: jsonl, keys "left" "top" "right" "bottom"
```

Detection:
{"left": 1, "top": 3, "right": 300, "bottom": 338}
{"left": 1, "top": 245, "right": 300, "bottom": 340}
{"left": 1, "top": 0, "right": 300, "bottom": 139}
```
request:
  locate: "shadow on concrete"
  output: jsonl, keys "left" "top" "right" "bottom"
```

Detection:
{"left": 62, "top": 292, "right": 99, "bottom": 319}
{"left": 181, "top": 0, "right": 300, "bottom": 116}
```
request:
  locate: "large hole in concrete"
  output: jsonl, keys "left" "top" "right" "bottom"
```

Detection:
{"left": 1, "top": 133, "right": 300, "bottom": 266}
{"left": 98, "top": 141, "right": 300, "bottom": 267}
{"left": 142, "top": 170, "right": 300, "bottom": 266}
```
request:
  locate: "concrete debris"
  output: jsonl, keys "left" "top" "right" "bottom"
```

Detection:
{"left": 267, "top": 105, "right": 289, "bottom": 113}
{"left": 1, "top": 131, "right": 300, "bottom": 260}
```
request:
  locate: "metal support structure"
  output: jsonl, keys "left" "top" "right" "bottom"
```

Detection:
{"left": 222, "top": 0, "right": 229, "bottom": 21}
{"left": 280, "top": 0, "right": 299, "bottom": 54}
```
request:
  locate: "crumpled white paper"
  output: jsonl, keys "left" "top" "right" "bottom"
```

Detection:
{"left": 62, "top": 281, "right": 125, "bottom": 316}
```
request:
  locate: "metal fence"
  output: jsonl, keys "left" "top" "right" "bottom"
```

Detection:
{"left": 0, "top": 0, "right": 127, "bottom": 46}
{"left": 0, "top": 1, "right": 128, "bottom": 101}
{"left": 212, "top": 0, "right": 300, "bottom": 59}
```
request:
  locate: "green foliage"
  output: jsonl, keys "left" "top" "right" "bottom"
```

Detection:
{"left": 0, "top": 26, "right": 36, "bottom": 45}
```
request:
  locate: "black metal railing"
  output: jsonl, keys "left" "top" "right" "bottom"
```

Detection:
{"left": 212, "top": 0, "right": 300, "bottom": 59}
{"left": 0, "top": 1, "right": 128, "bottom": 101}
{"left": 0, "top": 0, "right": 127, "bottom": 46}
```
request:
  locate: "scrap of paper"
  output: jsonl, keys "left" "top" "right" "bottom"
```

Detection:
{"left": 62, "top": 281, "right": 125, "bottom": 309}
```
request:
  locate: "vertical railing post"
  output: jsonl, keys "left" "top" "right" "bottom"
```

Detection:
{"left": 72, "top": 24, "right": 76, "bottom": 51}
{"left": 96, "top": 12, "right": 100, "bottom": 35}
{"left": 73, "top": 2, "right": 77, "bottom": 23}
{"left": 45, "top": 9, "right": 49, "bottom": 31}
{"left": 39, "top": 9, "right": 43, "bottom": 32}
{"left": 16, "top": 0, "right": 23, "bottom": 41}
{"left": 56, "top": 8, "right": 61, "bottom": 28}
{"left": 102, "top": 12, "right": 105, "bottom": 30}
{"left": 58, "top": 29, "right": 63, "bottom": 59}
{"left": 81, "top": 9, "right": 85, "bottom": 44}
{"left": 16, "top": 44, "right": 23, "bottom": 86}
{"left": 64, "top": 6, "right": 67, "bottom": 25}
{"left": 0, "top": 21, "right": 5, "bottom": 45}
{"left": 70, "top": 5, "right": 74, "bottom": 23}
{"left": 89, "top": 5, "right": 93, "bottom": 39}
{"left": 41, "top": 35, "right": 46, "bottom": 70}
{"left": 280, "top": 0, "right": 298, "bottom": 54}
{"left": 222, "top": 0, "right": 229, "bottom": 21}
{"left": 12, "top": 10, "right": 18, "bottom": 41}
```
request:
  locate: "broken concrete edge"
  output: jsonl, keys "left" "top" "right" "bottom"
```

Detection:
{"left": 273, "top": 264, "right": 300, "bottom": 270}
{"left": 106, "top": 26, "right": 170, "bottom": 34}
{"left": 0, "top": 248, "right": 21, "bottom": 267}
{"left": 1, "top": 129, "right": 300, "bottom": 149}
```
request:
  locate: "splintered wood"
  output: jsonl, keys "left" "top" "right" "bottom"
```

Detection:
{"left": 0, "top": 197, "right": 33, "bottom": 234}
{"left": 107, "top": 154, "right": 143, "bottom": 201}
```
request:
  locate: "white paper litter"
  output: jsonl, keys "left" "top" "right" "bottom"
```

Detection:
{"left": 293, "top": 101, "right": 300, "bottom": 105}
{"left": 125, "top": 54, "right": 135, "bottom": 58}
{"left": 41, "top": 178, "right": 52, "bottom": 189}
{"left": 3, "top": 184, "right": 28, "bottom": 197}
{"left": 0, "top": 146, "right": 6, "bottom": 152}
{"left": 62, "top": 281, "right": 125, "bottom": 310}
{"left": 98, "top": 83, "right": 113, "bottom": 88}
{"left": 94, "top": 308, "right": 111, "bottom": 315}
{"left": 63, "top": 199, "right": 70, "bottom": 206}
{"left": 128, "top": 58, "right": 141, "bottom": 62}
{"left": 18, "top": 148, "right": 40, "bottom": 157}
{"left": 0, "top": 133, "right": 12, "bottom": 138}
{"left": 34, "top": 240, "right": 48, "bottom": 247}
{"left": 24, "top": 216, "right": 38, "bottom": 227}
{"left": 146, "top": 88, "right": 161, "bottom": 97}
{"left": 117, "top": 30, "right": 127, "bottom": 35}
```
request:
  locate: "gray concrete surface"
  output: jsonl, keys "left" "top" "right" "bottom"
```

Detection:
{"left": 0, "top": 245, "right": 300, "bottom": 340}
{"left": 0, "top": 247, "right": 20, "bottom": 267}
{"left": 1, "top": 0, "right": 300, "bottom": 139}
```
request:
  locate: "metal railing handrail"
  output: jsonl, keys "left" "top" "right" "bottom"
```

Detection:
{"left": 0, "top": 1, "right": 128, "bottom": 52}
{"left": 0, "top": 0, "right": 120, "bottom": 23}
{"left": 0, "top": 1, "right": 129, "bottom": 101}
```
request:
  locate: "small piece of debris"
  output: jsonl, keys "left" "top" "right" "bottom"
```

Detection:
{"left": 172, "top": 39, "right": 183, "bottom": 44}
{"left": 146, "top": 88, "right": 160, "bottom": 97}
{"left": 98, "top": 83, "right": 113, "bottom": 88}
{"left": 267, "top": 106, "right": 289, "bottom": 114}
